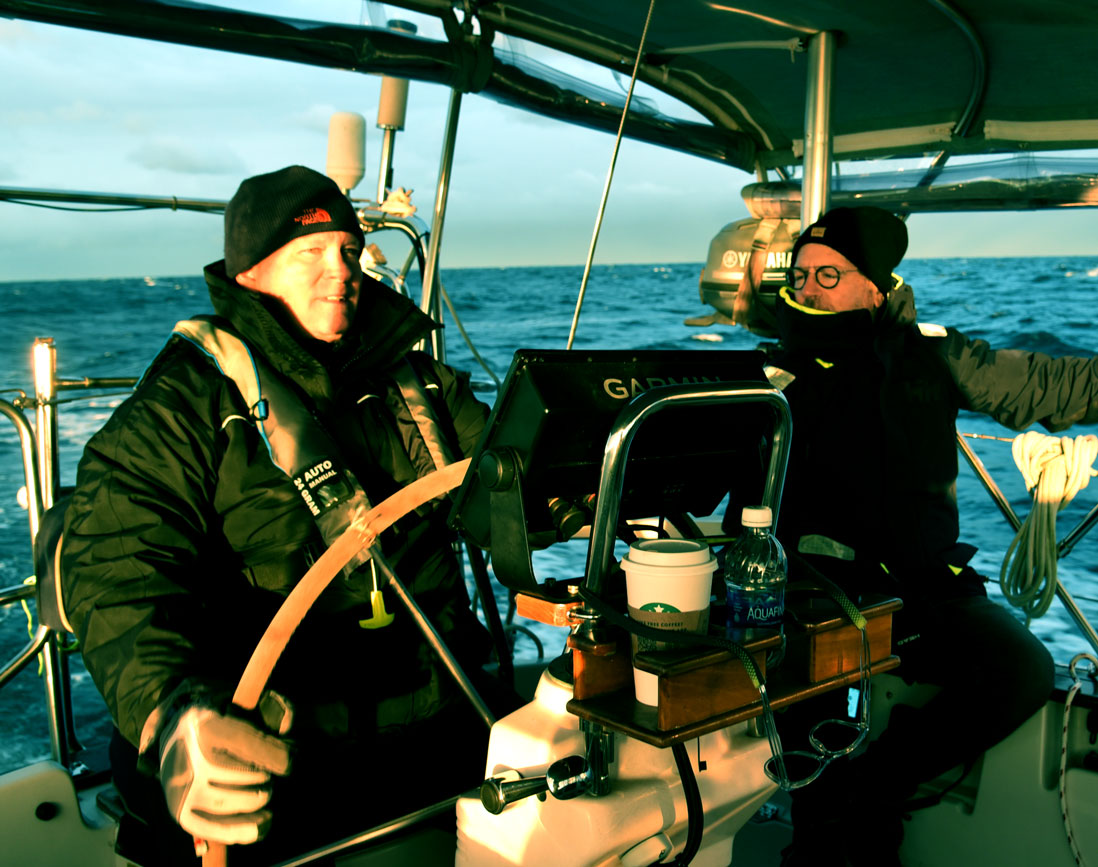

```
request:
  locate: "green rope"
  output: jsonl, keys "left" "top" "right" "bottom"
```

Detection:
{"left": 787, "top": 551, "right": 868, "bottom": 631}
{"left": 20, "top": 576, "right": 43, "bottom": 676}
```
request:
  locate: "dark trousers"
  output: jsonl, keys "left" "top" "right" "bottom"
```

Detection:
{"left": 782, "top": 592, "right": 1054, "bottom": 862}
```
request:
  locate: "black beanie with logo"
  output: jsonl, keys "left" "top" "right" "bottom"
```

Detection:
{"left": 224, "top": 165, "right": 365, "bottom": 278}
{"left": 790, "top": 206, "right": 908, "bottom": 295}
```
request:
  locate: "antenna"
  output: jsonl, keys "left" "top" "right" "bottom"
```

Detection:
{"left": 326, "top": 112, "right": 366, "bottom": 195}
{"left": 376, "top": 19, "right": 416, "bottom": 203}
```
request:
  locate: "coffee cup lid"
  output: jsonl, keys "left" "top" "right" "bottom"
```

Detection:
{"left": 625, "top": 538, "right": 713, "bottom": 567}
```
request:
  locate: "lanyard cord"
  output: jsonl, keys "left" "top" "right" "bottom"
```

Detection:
{"left": 565, "top": 0, "right": 658, "bottom": 350}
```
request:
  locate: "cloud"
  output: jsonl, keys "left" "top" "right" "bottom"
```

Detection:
{"left": 0, "top": 20, "right": 33, "bottom": 45}
{"left": 55, "top": 101, "right": 106, "bottom": 123}
{"left": 128, "top": 140, "right": 246, "bottom": 175}
{"left": 289, "top": 103, "right": 343, "bottom": 131}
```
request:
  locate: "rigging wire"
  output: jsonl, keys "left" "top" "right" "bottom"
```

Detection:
{"left": 565, "top": 0, "right": 658, "bottom": 351}
{"left": 439, "top": 281, "right": 501, "bottom": 387}
{"left": 2, "top": 199, "right": 152, "bottom": 213}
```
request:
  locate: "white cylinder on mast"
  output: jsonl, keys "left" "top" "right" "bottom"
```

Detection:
{"left": 378, "top": 77, "right": 409, "bottom": 131}
{"left": 326, "top": 111, "right": 366, "bottom": 193}
{"left": 375, "top": 20, "right": 416, "bottom": 202}
{"left": 377, "top": 20, "right": 413, "bottom": 131}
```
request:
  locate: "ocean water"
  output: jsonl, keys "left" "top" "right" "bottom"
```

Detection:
{"left": 2, "top": 257, "right": 1098, "bottom": 774}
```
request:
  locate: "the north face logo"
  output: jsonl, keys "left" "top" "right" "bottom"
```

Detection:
{"left": 294, "top": 207, "right": 332, "bottom": 226}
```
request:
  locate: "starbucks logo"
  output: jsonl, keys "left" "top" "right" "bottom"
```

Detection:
{"left": 639, "top": 602, "right": 681, "bottom": 613}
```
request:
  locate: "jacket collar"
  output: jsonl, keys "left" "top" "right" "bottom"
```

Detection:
{"left": 774, "top": 277, "right": 917, "bottom": 360}
{"left": 202, "top": 260, "right": 439, "bottom": 399}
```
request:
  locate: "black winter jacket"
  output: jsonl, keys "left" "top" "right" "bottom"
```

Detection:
{"left": 763, "top": 280, "right": 1098, "bottom": 600}
{"left": 61, "top": 262, "right": 491, "bottom": 749}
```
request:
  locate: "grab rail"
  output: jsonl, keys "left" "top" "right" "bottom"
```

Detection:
{"left": 585, "top": 381, "right": 792, "bottom": 596}
{"left": 0, "top": 397, "right": 42, "bottom": 542}
{"left": 0, "top": 342, "right": 139, "bottom": 767}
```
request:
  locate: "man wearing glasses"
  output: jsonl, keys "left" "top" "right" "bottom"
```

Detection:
{"left": 760, "top": 206, "right": 1098, "bottom": 866}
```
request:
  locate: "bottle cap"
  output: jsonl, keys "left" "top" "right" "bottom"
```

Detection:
{"left": 741, "top": 505, "right": 773, "bottom": 528}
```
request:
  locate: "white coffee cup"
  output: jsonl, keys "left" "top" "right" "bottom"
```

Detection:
{"left": 622, "top": 538, "right": 716, "bottom": 706}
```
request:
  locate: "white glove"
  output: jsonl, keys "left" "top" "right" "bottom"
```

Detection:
{"left": 158, "top": 694, "right": 293, "bottom": 846}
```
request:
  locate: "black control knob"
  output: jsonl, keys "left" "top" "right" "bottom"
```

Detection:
{"left": 545, "top": 755, "right": 592, "bottom": 800}
{"left": 547, "top": 497, "right": 586, "bottom": 540}
{"left": 478, "top": 448, "right": 518, "bottom": 491}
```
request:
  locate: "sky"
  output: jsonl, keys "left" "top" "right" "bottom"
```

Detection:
{"left": 3, "top": 7, "right": 1098, "bottom": 282}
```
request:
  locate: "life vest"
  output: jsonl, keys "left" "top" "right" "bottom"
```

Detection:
{"left": 172, "top": 317, "right": 457, "bottom": 578}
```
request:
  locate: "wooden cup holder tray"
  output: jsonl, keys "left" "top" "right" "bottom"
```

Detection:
{"left": 563, "top": 594, "right": 902, "bottom": 748}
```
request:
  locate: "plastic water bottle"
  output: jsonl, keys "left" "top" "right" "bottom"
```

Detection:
{"left": 725, "top": 505, "right": 787, "bottom": 643}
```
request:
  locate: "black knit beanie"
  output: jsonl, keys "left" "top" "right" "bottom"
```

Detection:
{"left": 790, "top": 206, "right": 908, "bottom": 295}
{"left": 224, "top": 165, "right": 365, "bottom": 278}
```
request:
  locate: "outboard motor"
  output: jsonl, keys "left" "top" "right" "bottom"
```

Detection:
{"left": 695, "top": 181, "right": 802, "bottom": 338}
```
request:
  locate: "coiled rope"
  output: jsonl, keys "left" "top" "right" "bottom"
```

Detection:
{"left": 1000, "top": 432, "right": 1098, "bottom": 623}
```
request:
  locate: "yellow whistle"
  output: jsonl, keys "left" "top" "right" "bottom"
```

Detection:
{"left": 358, "top": 589, "right": 395, "bottom": 629}
{"left": 359, "top": 561, "right": 395, "bottom": 629}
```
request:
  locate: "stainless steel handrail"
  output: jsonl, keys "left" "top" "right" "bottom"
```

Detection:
{"left": 0, "top": 398, "right": 43, "bottom": 543}
{"left": 0, "top": 344, "right": 143, "bottom": 765}
{"left": 0, "top": 624, "right": 49, "bottom": 690}
{"left": 0, "top": 582, "right": 35, "bottom": 606}
{"left": 584, "top": 382, "right": 792, "bottom": 596}
{"left": 273, "top": 794, "right": 462, "bottom": 867}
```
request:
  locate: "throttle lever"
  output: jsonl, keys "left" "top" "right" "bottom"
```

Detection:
{"left": 480, "top": 775, "right": 550, "bottom": 815}
{"left": 480, "top": 755, "right": 595, "bottom": 814}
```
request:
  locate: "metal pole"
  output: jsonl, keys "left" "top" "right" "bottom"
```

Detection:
{"left": 1058, "top": 503, "right": 1098, "bottom": 559}
{"left": 32, "top": 338, "right": 57, "bottom": 511}
{"left": 30, "top": 337, "right": 83, "bottom": 764}
{"left": 0, "top": 186, "right": 226, "bottom": 213}
{"left": 274, "top": 796, "right": 461, "bottom": 867}
{"left": 801, "top": 31, "right": 836, "bottom": 226}
{"left": 372, "top": 551, "right": 496, "bottom": 730}
{"left": 419, "top": 89, "right": 462, "bottom": 361}
{"left": 0, "top": 399, "right": 42, "bottom": 543}
{"left": 41, "top": 638, "right": 70, "bottom": 766}
{"left": 376, "top": 128, "right": 397, "bottom": 204}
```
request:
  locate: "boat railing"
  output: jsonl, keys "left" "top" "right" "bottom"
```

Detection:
{"left": 0, "top": 338, "right": 138, "bottom": 772}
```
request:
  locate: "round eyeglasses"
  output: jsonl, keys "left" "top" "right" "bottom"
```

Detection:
{"left": 786, "top": 265, "right": 860, "bottom": 290}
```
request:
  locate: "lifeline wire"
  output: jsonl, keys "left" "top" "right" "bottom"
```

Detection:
{"left": 1000, "top": 432, "right": 1098, "bottom": 623}
{"left": 565, "top": 0, "right": 658, "bottom": 351}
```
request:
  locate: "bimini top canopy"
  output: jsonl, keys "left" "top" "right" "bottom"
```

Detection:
{"left": 5, "top": 0, "right": 1098, "bottom": 174}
